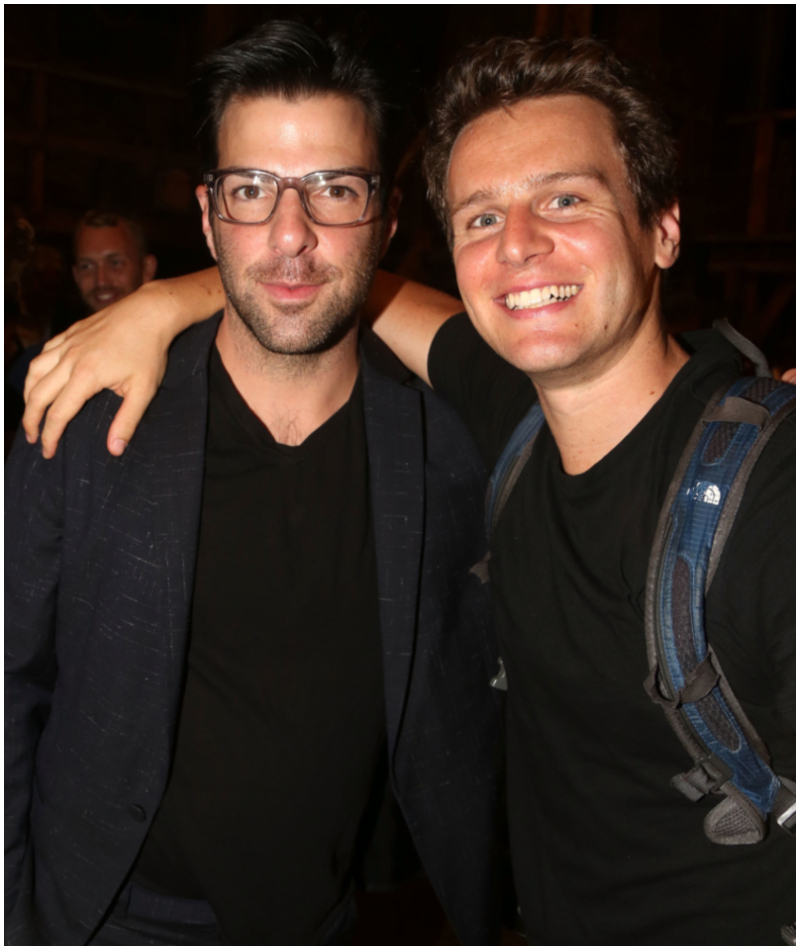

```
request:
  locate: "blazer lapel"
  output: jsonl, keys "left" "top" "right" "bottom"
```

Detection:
{"left": 361, "top": 337, "right": 425, "bottom": 758}
{"left": 145, "top": 316, "right": 219, "bottom": 717}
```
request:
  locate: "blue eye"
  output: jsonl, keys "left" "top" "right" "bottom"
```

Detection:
{"left": 472, "top": 213, "right": 500, "bottom": 228}
{"left": 554, "top": 195, "right": 579, "bottom": 209}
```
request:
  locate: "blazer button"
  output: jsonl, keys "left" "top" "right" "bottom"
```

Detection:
{"left": 128, "top": 804, "right": 147, "bottom": 822}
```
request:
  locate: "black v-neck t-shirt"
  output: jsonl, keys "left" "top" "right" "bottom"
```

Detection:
{"left": 133, "top": 347, "right": 386, "bottom": 944}
{"left": 429, "top": 315, "right": 795, "bottom": 946}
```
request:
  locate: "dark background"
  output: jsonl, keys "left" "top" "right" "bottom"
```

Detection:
{"left": 5, "top": 4, "right": 796, "bottom": 368}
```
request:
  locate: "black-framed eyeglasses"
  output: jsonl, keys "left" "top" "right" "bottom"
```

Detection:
{"left": 204, "top": 168, "right": 382, "bottom": 227}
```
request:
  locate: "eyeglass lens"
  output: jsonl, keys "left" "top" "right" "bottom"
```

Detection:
{"left": 216, "top": 172, "right": 371, "bottom": 225}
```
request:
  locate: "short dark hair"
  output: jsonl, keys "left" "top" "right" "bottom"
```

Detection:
{"left": 424, "top": 36, "right": 678, "bottom": 241}
{"left": 193, "top": 21, "right": 396, "bottom": 190}
{"left": 74, "top": 210, "right": 149, "bottom": 259}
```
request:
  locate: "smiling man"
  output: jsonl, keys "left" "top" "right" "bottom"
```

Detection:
{"left": 5, "top": 23, "right": 503, "bottom": 946}
{"left": 418, "top": 37, "right": 795, "bottom": 946}
{"left": 73, "top": 211, "right": 157, "bottom": 313}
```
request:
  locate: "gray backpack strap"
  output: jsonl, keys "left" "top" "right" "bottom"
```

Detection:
{"left": 713, "top": 317, "right": 772, "bottom": 378}
{"left": 472, "top": 401, "right": 546, "bottom": 691}
{"left": 486, "top": 401, "right": 546, "bottom": 537}
{"left": 470, "top": 401, "right": 545, "bottom": 585}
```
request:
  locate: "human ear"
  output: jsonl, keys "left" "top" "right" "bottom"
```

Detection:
{"left": 654, "top": 202, "right": 680, "bottom": 270}
{"left": 196, "top": 184, "right": 218, "bottom": 262}
{"left": 141, "top": 255, "right": 158, "bottom": 283}
{"left": 380, "top": 187, "right": 402, "bottom": 257}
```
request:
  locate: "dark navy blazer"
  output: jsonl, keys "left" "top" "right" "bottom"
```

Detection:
{"left": 5, "top": 316, "right": 503, "bottom": 945}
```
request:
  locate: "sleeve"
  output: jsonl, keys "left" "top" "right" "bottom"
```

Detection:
{"left": 427, "top": 313, "right": 538, "bottom": 469}
{"left": 4, "top": 427, "right": 65, "bottom": 916}
{"left": 706, "top": 413, "right": 795, "bottom": 778}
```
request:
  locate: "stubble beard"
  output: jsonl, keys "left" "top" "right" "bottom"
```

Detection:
{"left": 215, "top": 228, "right": 381, "bottom": 358}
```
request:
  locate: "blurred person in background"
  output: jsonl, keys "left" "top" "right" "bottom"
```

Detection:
{"left": 72, "top": 210, "right": 157, "bottom": 314}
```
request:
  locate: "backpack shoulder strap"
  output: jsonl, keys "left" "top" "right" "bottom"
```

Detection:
{"left": 485, "top": 401, "right": 546, "bottom": 537}
{"left": 474, "top": 401, "right": 546, "bottom": 690}
{"left": 644, "top": 373, "right": 795, "bottom": 844}
{"left": 470, "top": 401, "right": 545, "bottom": 589}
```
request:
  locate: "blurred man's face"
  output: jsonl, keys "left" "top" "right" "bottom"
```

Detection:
{"left": 72, "top": 222, "right": 157, "bottom": 312}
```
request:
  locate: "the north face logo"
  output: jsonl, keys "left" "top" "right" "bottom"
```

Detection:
{"left": 688, "top": 481, "right": 721, "bottom": 505}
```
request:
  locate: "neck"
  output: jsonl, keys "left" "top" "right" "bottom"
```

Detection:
{"left": 216, "top": 308, "right": 361, "bottom": 446}
{"left": 534, "top": 321, "right": 689, "bottom": 475}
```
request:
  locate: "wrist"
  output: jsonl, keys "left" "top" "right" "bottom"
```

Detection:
{"left": 141, "top": 279, "right": 197, "bottom": 337}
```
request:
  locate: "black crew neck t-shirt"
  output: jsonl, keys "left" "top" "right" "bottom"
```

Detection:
{"left": 429, "top": 315, "right": 795, "bottom": 946}
{"left": 133, "top": 347, "right": 386, "bottom": 944}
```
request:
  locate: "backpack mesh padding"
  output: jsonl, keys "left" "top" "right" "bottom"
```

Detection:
{"left": 741, "top": 376, "right": 775, "bottom": 403}
{"left": 671, "top": 557, "right": 739, "bottom": 751}
{"left": 702, "top": 421, "right": 737, "bottom": 464}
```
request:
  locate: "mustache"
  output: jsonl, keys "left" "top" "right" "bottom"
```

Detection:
{"left": 246, "top": 258, "right": 341, "bottom": 284}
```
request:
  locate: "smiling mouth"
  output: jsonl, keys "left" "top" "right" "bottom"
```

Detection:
{"left": 505, "top": 284, "right": 580, "bottom": 310}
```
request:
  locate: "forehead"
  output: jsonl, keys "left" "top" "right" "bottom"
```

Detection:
{"left": 447, "top": 94, "right": 629, "bottom": 209}
{"left": 216, "top": 93, "right": 378, "bottom": 175}
{"left": 75, "top": 223, "right": 136, "bottom": 258}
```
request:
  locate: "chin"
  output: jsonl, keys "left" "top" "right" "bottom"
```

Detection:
{"left": 244, "top": 311, "right": 358, "bottom": 358}
{"left": 500, "top": 338, "right": 576, "bottom": 378}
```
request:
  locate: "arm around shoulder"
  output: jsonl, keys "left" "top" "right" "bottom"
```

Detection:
{"left": 364, "top": 270, "right": 462, "bottom": 387}
{"left": 22, "top": 268, "right": 224, "bottom": 459}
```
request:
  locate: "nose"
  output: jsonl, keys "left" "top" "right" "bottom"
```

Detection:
{"left": 94, "top": 262, "right": 109, "bottom": 287}
{"left": 497, "top": 205, "right": 555, "bottom": 266}
{"left": 267, "top": 186, "right": 318, "bottom": 258}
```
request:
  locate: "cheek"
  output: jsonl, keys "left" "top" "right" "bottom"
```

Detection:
{"left": 125, "top": 266, "right": 142, "bottom": 287}
{"left": 559, "top": 221, "right": 621, "bottom": 263}
{"left": 453, "top": 241, "right": 491, "bottom": 300}
{"left": 215, "top": 226, "right": 255, "bottom": 265}
{"left": 329, "top": 227, "right": 379, "bottom": 274}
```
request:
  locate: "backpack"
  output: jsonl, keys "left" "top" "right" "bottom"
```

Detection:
{"left": 476, "top": 320, "right": 796, "bottom": 847}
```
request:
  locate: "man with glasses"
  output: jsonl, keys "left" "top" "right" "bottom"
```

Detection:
{"left": 5, "top": 23, "right": 503, "bottom": 946}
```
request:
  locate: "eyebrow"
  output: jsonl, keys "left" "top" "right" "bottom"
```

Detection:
{"left": 75, "top": 252, "right": 130, "bottom": 265}
{"left": 450, "top": 168, "right": 610, "bottom": 218}
{"left": 219, "top": 165, "right": 377, "bottom": 178}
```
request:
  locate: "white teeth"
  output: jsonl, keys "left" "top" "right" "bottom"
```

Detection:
{"left": 505, "top": 284, "right": 580, "bottom": 310}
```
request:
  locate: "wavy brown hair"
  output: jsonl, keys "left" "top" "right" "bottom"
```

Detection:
{"left": 423, "top": 36, "right": 678, "bottom": 243}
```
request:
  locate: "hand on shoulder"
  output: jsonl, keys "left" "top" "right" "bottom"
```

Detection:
{"left": 23, "top": 270, "right": 223, "bottom": 458}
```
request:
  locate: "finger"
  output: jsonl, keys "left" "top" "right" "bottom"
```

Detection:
{"left": 41, "top": 314, "right": 99, "bottom": 352}
{"left": 40, "top": 329, "right": 71, "bottom": 352}
{"left": 106, "top": 384, "right": 158, "bottom": 456}
{"left": 38, "top": 369, "right": 107, "bottom": 458}
{"left": 23, "top": 346, "right": 66, "bottom": 402}
{"left": 780, "top": 368, "right": 796, "bottom": 385}
{"left": 22, "top": 356, "right": 82, "bottom": 443}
